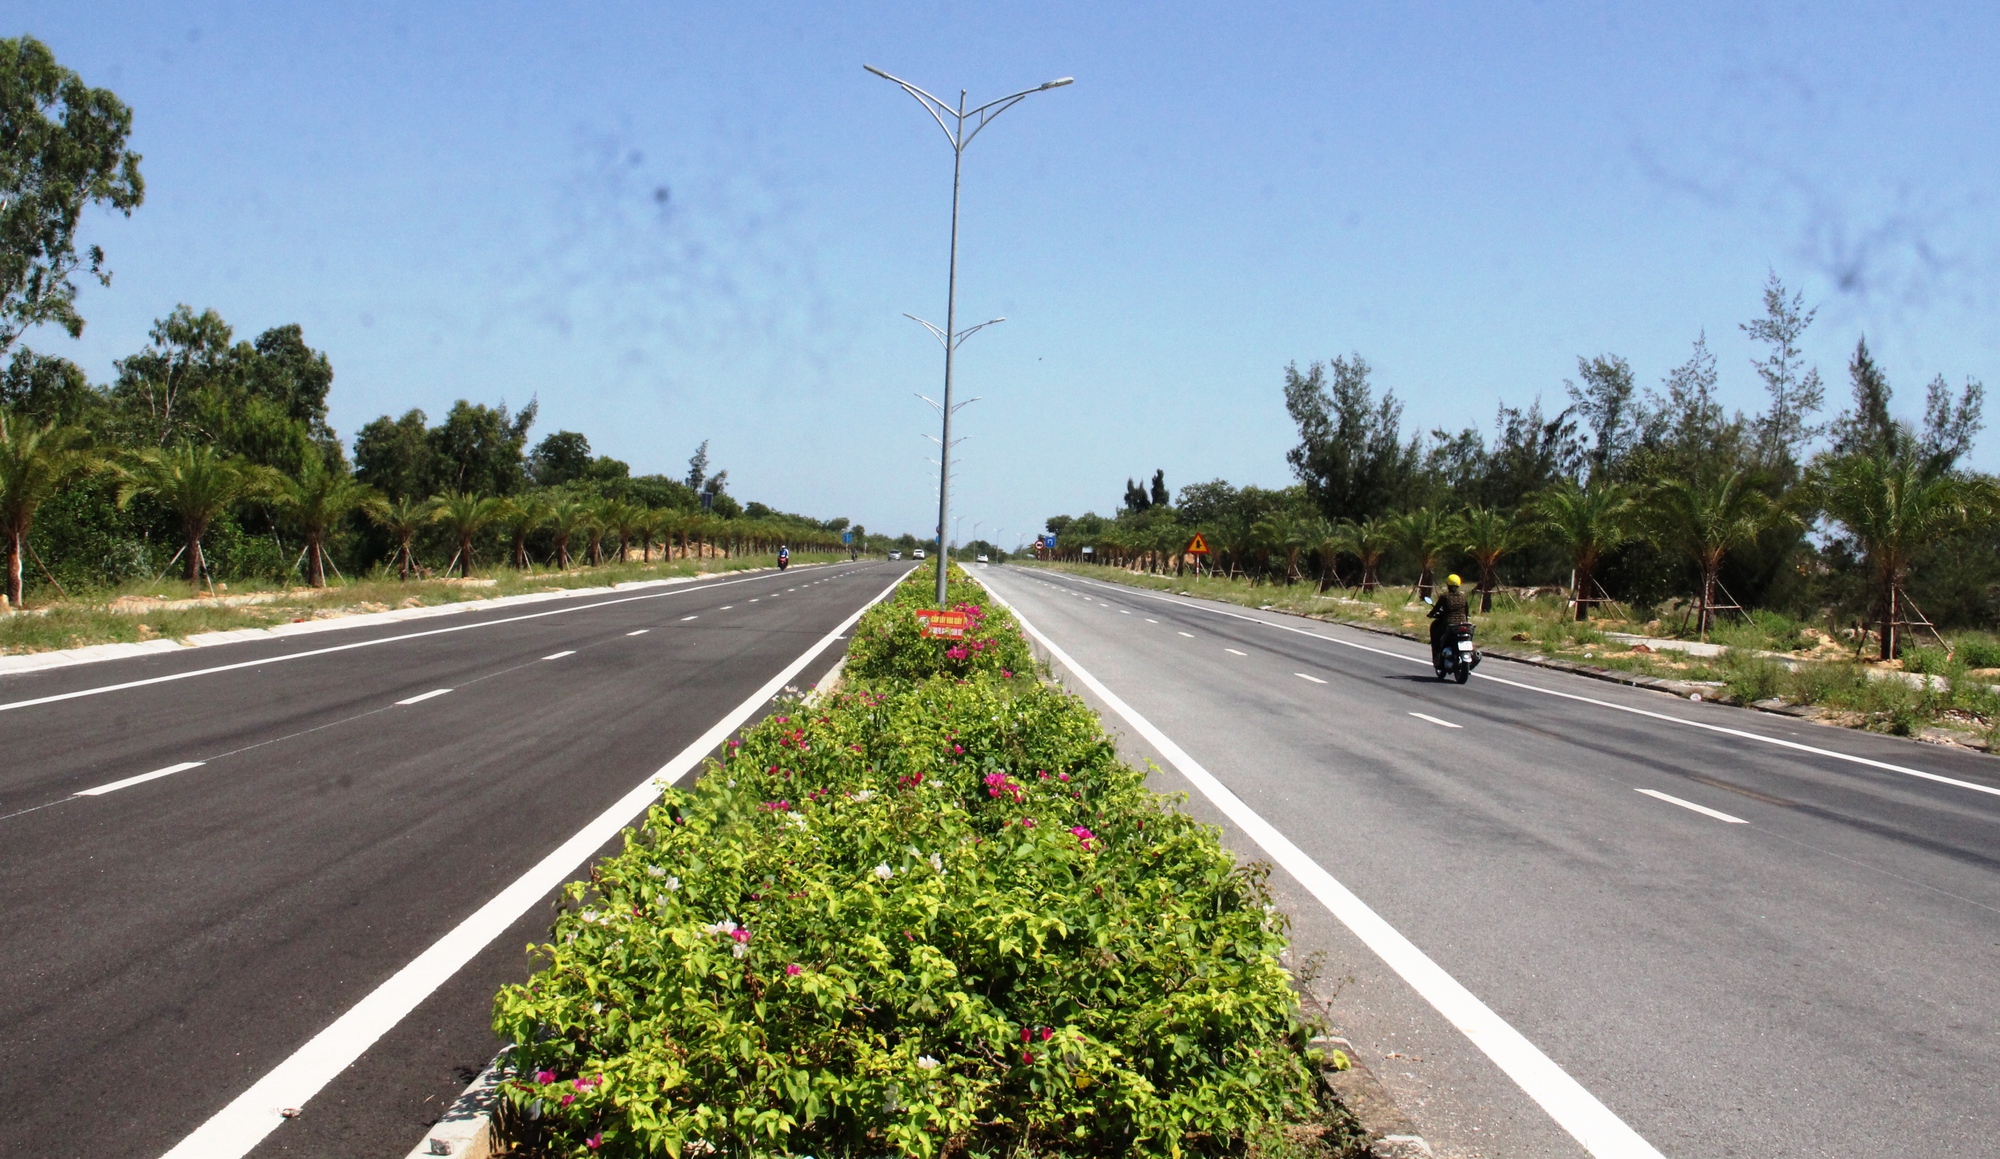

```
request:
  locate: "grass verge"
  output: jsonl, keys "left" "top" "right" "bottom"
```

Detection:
{"left": 487, "top": 566, "right": 1367, "bottom": 1158}
{"left": 1023, "top": 561, "right": 2000, "bottom": 746}
{"left": 0, "top": 553, "right": 810, "bottom": 657}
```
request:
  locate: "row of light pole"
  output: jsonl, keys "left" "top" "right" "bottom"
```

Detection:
{"left": 865, "top": 63, "right": 1071, "bottom": 606}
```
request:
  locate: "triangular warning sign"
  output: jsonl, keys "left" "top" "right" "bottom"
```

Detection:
{"left": 1185, "top": 533, "right": 1210, "bottom": 554}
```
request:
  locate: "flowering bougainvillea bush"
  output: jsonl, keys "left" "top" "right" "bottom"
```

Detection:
{"left": 842, "top": 565, "right": 1036, "bottom": 684}
{"left": 492, "top": 579, "right": 1354, "bottom": 1158}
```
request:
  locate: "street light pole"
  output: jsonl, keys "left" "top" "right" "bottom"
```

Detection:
{"left": 866, "top": 64, "right": 1072, "bottom": 607}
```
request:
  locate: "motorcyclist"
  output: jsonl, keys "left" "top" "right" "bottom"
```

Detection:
{"left": 1428, "top": 573, "right": 1471, "bottom": 663}
{"left": 777, "top": 544, "right": 790, "bottom": 571}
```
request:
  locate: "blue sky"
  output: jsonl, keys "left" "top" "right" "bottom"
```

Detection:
{"left": 14, "top": 2, "right": 1999, "bottom": 546}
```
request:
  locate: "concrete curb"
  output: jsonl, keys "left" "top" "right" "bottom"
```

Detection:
{"left": 404, "top": 1048, "right": 508, "bottom": 1158}
{"left": 0, "top": 562, "right": 833, "bottom": 679}
{"left": 1310, "top": 1036, "right": 1435, "bottom": 1158}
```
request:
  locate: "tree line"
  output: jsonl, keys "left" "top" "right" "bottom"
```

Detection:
{"left": 0, "top": 37, "right": 867, "bottom": 609}
{"left": 1043, "top": 275, "right": 1992, "bottom": 659}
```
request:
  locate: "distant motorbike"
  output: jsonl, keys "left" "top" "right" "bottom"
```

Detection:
{"left": 1433, "top": 621, "right": 1480, "bottom": 684}
{"left": 777, "top": 548, "right": 791, "bottom": 571}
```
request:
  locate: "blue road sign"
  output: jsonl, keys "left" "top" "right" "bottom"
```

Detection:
{"left": 842, "top": 531, "right": 853, "bottom": 544}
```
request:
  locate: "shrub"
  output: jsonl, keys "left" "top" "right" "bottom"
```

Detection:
{"left": 844, "top": 565, "right": 1036, "bottom": 684}
{"left": 1955, "top": 638, "right": 2000, "bottom": 669}
{"left": 1901, "top": 647, "right": 1950, "bottom": 676}
{"left": 1722, "top": 653, "right": 1784, "bottom": 704}
{"left": 492, "top": 583, "right": 1330, "bottom": 1158}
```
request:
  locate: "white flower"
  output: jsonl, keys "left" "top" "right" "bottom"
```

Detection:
{"left": 728, "top": 779, "right": 737, "bottom": 787}
{"left": 930, "top": 852, "right": 944, "bottom": 873}
{"left": 700, "top": 919, "right": 740, "bottom": 938}
{"left": 666, "top": 875, "right": 681, "bottom": 892}
{"left": 852, "top": 789, "right": 876, "bottom": 802}
{"left": 732, "top": 942, "right": 748, "bottom": 958}
{"left": 916, "top": 1055, "right": 940, "bottom": 1071}
{"left": 786, "top": 811, "right": 808, "bottom": 831}
{"left": 874, "top": 863, "right": 893, "bottom": 880}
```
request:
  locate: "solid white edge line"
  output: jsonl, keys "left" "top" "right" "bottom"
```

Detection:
{"left": 395, "top": 689, "right": 453, "bottom": 706}
{"left": 978, "top": 572, "right": 1664, "bottom": 1159}
{"left": 0, "top": 566, "right": 863, "bottom": 715}
{"left": 1295, "top": 673, "right": 1327, "bottom": 684}
{"left": 1636, "top": 788, "right": 1748, "bottom": 824}
{"left": 542, "top": 651, "right": 576, "bottom": 660}
{"left": 1410, "top": 712, "right": 1463, "bottom": 729}
{"left": 1051, "top": 571, "right": 2000, "bottom": 802}
{"left": 76, "top": 761, "right": 206, "bottom": 796}
{"left": 159, "top": 571, "right": 906, "bottom": 1159}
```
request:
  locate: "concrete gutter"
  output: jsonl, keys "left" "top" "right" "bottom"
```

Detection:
{"left": 404, "top": 1049, "right": 508, "bottom": 1158}
{"left": 1311, "top": 1035, "right": 1435, "bottom": 1158}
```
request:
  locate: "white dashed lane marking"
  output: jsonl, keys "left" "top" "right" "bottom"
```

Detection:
{"left": 1637, "top": 788, "right": 1747, "bottom": 823}
{"left": 395, "top": 688, "right": 453, "bottom": 705}
{"left": 542, "top": 651, "right": 576, "bottom": 660}
{"left": 76, "top": 761, "right": 206, "bottom": 797}
{"left": 1225, "top": 648, "right": 1247, "bottom": 656}
{"left": 1295, "top": 673, "right": 1327, "bottom": 684}
{"left": 1409, "top": 712, "right": 1461, "bottom": 729}
{"left": 626, "top": 630, "right": 648, "bottom": 636}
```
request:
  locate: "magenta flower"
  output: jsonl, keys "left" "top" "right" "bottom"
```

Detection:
{"left": 731, "top": 928, "right": 751, "bottom": 944}
{"left": 560, "top": 1093, "right": 575, "bottom": 1107}
{"left": 786, "top": 963, "right": 803, "bottom": 976}
{"left": 536, "top": 1069, "right": 557, "bottom": 1084}
{"left": 1040, "top": 1027, "right": 1054, "bottom": 1042}
{"left": 952, "top": 744, "right": 964, "bottom": 755}
{"left": 586, "top": 1133, "right": 603, "bottom": 1150}
{"left": 1019, "top": 817, "right": 1037, "bottom": 829}
{"left": 1071, "top": 825, "right": 1097, "bottom": 850}
{"left": 1058, "top": 772, "right": 1070, "bottom": 782}
{"left": 1021, "top": 1026, "right": 1032, "bottom": 1043}
{"left": 728, "top": 739, "right": 740, "bottom": 749}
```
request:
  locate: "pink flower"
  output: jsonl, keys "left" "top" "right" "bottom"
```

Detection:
{"left": 731, "top": 928, "right": 751, "bottom": 944}
{"left": 1019, "top": 817, "right": 1037, "bottom": 829}
{"left": 786, "top": 963, "right": 802, "bottom": 976}
{"left": 586, "top": 1133, "right": 603, "bottom": 1150}
{"left": 1071, "top": 826, "right": 1097, "bottom": 850}
{"left": 536, "top": 1069, "right": 557, "bottom": 1084}
{"left": 728, "top": 739, "right": 740, "bottom": 749}
{"left": 1021, "top": 1027, "right": 1032, "bottom": 1043}
{"left": 1001, "top": 668, "right": 1013, "bottom": 678}
{"left": 1058, "top": 772, "right": 1069, "bottom": 782}
{"left": 560, "top": 1093, "right": 575, "bottom": 1106}
{"left": 952, "top": 744, "right": 964, "bottom": 755}
{"left": 1040, "top": 1027, "right": 1053, "bottom": 1041}
{"left": 1022, "top": 1051, "right": 1034, "bottom": 1065}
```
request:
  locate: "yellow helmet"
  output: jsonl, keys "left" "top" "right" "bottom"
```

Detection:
{"left": 1446, "top": 574, "right": 1462, "bottom": 587}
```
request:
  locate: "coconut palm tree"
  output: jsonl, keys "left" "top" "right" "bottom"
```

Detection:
{"left": 545, "top": 495, "right": 591, "bottom": 569}
{"left": 498, "top": 493, "right": 554, "bottom": 570}
{"left": 1816, "top": 453, "right": 1992, "bottom": 660}
{"left": 116, "top": 444, "right": 282, "bottom": 589}
{"left": 0, "top": 415, "right": 99, "bottom": 607}
{"left": 365, "top": 495, "right": 430, "bottom": 580}
{"left": 1530, "top": 482, "right": 1634, "bottom": 621}
{"left": 1642, "top": 469, "right": 1784, "bottom": 639}
{"left": 1332, "top": 517, "right": 1395, "bottom": 593}
{"left": 271, "top": 452, "right": 376, "bottom": 588}
{"left": 1387, "top": 507, "right": 1460, "bottom": 601}
{"left": 1457, "top": 506, "right": 1519, "bottom": 613}
{"left": 427, "top": 492, "right": 503, "bottom": 577}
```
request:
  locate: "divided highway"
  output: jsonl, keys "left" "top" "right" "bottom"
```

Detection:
{"left": 979, "top": 565, "right": 2000, "bottom": 1159}
{"left": 0, "top": 561, "right": 911, "bottom": 1159}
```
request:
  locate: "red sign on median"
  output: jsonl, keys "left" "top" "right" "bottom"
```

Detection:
{"left": 915, "top": 609, "right": 970, "bottom": 639}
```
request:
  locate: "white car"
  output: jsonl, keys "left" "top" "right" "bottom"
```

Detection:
{"left": 976, "top": 554, "right": 989, "bottom": 563}
{"left": 913, "top": 549, "right": 925, "bottom": 559}
{"left": 888, "top": 551, "right": 902, "bottom": 560}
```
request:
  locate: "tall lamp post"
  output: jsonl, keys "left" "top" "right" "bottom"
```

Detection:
{"left": 866, "top": 63, "right": 1072, "bottom": 607}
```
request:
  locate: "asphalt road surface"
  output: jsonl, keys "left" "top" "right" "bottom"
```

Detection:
{"left": 0, "top": 560, "right": 911, "bottom": 1159}
{"left": 979, "top": 564, "right": 2000, "bottom": 1159}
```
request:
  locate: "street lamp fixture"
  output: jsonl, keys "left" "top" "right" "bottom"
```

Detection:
{"left": 867, "top": 63, "right": 1072, "bottom": 606}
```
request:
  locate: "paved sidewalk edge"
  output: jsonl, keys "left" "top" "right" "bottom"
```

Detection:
{"left": 1312, "top": 1036, "right": 1436, "bottom": 1159}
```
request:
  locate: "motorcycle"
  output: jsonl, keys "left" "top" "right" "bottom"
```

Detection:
{"left": 1432, "top": 620, "right": 1480, "bottom": 684}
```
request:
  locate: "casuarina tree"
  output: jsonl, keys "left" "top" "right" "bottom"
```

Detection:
{"left": 0, "top": 36, "right": 146, "bottom": 355}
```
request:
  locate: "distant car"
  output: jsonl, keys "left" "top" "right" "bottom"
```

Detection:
{"left": 888, "top": 551, "right": 902, "bottom": 560}
{"left": 976, "top": 554, "right": 989, "bottom": 563}
{"left": 913, "top": 549, "right": 926, "bottom": 559}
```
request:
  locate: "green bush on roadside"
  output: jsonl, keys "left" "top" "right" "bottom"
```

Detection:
{"left": 491, "top": 570, "right": 1340, "bottom": 1158}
